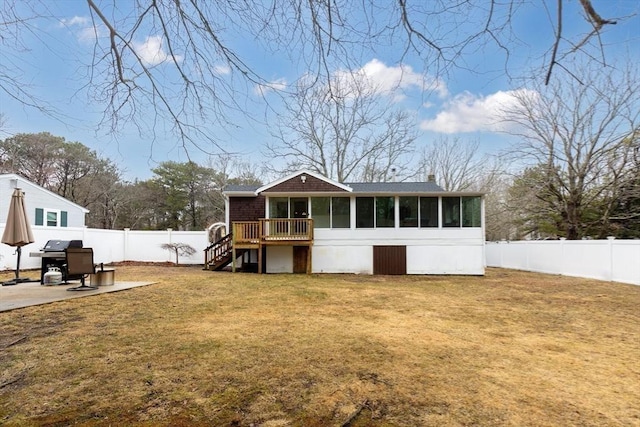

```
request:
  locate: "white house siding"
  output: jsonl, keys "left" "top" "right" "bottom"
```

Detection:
{"left": 266, "top": 246, "right": 293, "bottom": 273}
{"left": 406, "top": 245, "right": 484, "bottom": 275}
{"left": 311, "top": 228, "right": 485, "bottom": 275}
{"left": 312, "top": 245, "right": 373, "bottom": 274}
{"left": 1, "top": 174, "right": 88, "bottom": 228}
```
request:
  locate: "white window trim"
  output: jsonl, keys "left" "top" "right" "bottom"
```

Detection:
{"left": 44, "top": 208, "right": 62, "bottom": 227}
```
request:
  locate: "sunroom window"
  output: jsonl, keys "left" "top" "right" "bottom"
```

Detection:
{"left": 332, "top": 197, "right": 350, "bottom": 228}
{"left": 420, "top": 197, "right": 438, "bottom": 227}
{"left": 269, "top": 197, "right": 289, "bottom": 218}
{"left": 462, "top": 196, "right": 481, "bottom": 227}
{"left": 399, "top": 197, "right": 418, "bottom": 227}
{"left": 311, "top": 197, "right": 330, "bottom": 228}
{"left": 356, "top": 197, "right": 374, "bottom": 228}
{"left": 376, "top": 197, "right": 395, "bottom": 228}
{"left": 442, "top": 197, "right": 461, "bottom": 227}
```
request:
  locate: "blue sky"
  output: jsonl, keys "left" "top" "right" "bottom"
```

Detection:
{"left": 1, "top": 1, "right": 638, "bottom": 181}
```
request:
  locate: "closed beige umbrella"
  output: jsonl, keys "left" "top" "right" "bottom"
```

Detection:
{"left": 2, "top": 188, "right": 35, "bottom": 286}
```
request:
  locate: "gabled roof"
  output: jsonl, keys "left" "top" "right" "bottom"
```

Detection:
{"left": 255, "top": 169, "right": 352, "bottom": 193}
{"left": 0, "top": 173, "right": 90, "bottom": 213}
{"left": 222, "top": 170, "right": 477, "bottom": 196}
{"left": 223, "top": 182, "right": 446, "bottom": 194}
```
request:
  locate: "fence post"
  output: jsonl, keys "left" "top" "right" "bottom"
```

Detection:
{"left": 559, "top": 237, "right": 566, "bottom": 276}
{"left": 123, "top": 228, "right": 130, "bottom": 262}
{"left": 607, "top": 236, "right": 615, "bottom": 282}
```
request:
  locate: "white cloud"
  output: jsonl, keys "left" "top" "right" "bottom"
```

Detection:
{"left": 59, "top": 16, "right": 90, "bottom": 27}
{"left": 254, "top": 78, "right": 288, "bottom": 96}
{"left": 214, "top": 64, "right": 231, "bottom": 75}
{"left": 77, "top": 25, "right": 101, "bottom": 42}
{"left": 59, "top": 16, "right": 101, "bottom": 42}
{"left": 419, "top": 89, "right": 536, "bottom": 133}
{"left": 334, "top": 59, "right": 448, "bottom": 101}
{"left": 133, "top": 35, "right": 183, "bottom": 66}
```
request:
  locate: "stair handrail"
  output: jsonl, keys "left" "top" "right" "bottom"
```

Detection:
{"left": 204, "top": 232, "right": 233, "bottom": 267}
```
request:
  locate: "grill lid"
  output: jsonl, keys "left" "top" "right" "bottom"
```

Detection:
{"left": 43, "top": 240, "right": 83, "bottom": 252}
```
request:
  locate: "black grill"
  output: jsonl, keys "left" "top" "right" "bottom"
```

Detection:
{"left": 39, "top": 240, "right": 83, "bottom": 283}
{"left": 43, "top": 240, "right": 83, "bottom": 252}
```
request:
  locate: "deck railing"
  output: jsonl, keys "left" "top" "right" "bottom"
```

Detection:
{"left": 233, "top": 221, "right": 262, "bottom": 245}
{"left": 232, "top": 218, "right": 313, "bottom": 245}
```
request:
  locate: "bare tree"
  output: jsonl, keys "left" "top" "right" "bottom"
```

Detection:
{"left": 160, "top": 243, "right": 196, "bottom": 266}
{"left": 265, "top": 74, "right": 417, "bottom": 182}
{"left": 1, "top": 1, "right": 629, "bottom": 154}
{"left": 504, "top": 62, "right": 640, "bottom": 239}
{"left": 416, "top": 137, "right": 492, "bottom": 191}
{"left": 415, "top": 136, "right": 514, "bottom": 239}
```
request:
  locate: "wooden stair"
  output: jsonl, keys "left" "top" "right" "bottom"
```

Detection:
{"left": 204, "top": 233, "right": 238, "bottom": 271}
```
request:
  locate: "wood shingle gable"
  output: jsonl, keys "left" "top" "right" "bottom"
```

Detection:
{"left": 256, "top": 170, "right": 351, "bottom": 194}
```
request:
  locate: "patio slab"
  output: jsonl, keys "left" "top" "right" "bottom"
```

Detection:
{"left": 0, "top": 280, "right": 156, "bottom": 312}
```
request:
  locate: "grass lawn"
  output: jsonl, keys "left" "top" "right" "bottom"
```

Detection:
{"left": 0, "top": 266, "right": 638, "bottom": 426}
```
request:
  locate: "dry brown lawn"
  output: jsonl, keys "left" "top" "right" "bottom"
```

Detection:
{"left": 0, "top": 266, "right": 638, "bottom": 426}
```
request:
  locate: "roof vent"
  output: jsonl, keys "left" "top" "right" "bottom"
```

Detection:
{"left": 427, "top": 174, "right": 436, "bottom": 183}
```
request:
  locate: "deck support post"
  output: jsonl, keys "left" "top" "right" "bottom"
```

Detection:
{"left": 232, "top": 247, "right": 236, "bottom": 273}
{"left": 258, "top": 244, "right": 263, "bottom": 274}
{"left": 307, "top": 244, "right": 312, "bottom": 274}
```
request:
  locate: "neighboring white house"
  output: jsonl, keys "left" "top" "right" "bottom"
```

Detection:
{"left": 0, "top": 174, "right": 89, "bottom": 229}
{"left": 211, "top": 170, "right": 485, "bottom": 275}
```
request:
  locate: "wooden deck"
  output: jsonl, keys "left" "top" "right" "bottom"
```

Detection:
{"left": 232, "top": 219, "right": 314, "bottom": 273}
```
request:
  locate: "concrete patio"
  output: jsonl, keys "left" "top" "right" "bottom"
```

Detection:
{"left": 0, "top": 279, "right": 156, "bottom": 312}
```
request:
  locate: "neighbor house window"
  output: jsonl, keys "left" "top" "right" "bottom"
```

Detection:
{"left": 419, "top": 197, "right": 438, "bottom": 227}
{"left": 35, "top": 208, "right": 68, "bottom": 227}
{"left": 311, "top": 197, "right": 330, "bottom": 228}
{"left": 47, "top": 211, "right": 58, "bottom": 227}
{"left": 376, "top": 197, "right": 395, "bottom": 227}
{"left": 332, "top": 197, "right": 350, "bottom": 228}
{"left": 462, "top": 196, "right": 482, "bottom": 227}
{"left": 399, "top": 197, "right": 418, "bottom": 227}
{"left": 442, "top": 197, "right": 461, "bottom": 227}
{"left": 356, "top": 197, "right": 374, "bottom": 228}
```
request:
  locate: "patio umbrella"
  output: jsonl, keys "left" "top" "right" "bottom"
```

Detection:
{"left": 2, "top": 188, "right": 35, "bottom": 286}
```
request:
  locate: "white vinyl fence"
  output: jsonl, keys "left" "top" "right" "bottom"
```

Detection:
{"left": 0, "top": 225, "right": 209, "bottom": 271}
{"left": 486, "top": 238, "right": 640, "bottom": 286}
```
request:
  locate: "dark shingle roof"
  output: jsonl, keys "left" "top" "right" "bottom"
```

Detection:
{"left": 223, "top": 184, "right": 260, "bottom": 192}
{"left": 224, "top": 181, "right": 444, "bottom": 194}
{"left": 346, "top": 181, "right": 444, "bottom": 193}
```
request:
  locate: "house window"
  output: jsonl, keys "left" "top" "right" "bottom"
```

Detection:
{"left": 290, "top": 198, "right": 308, "bottom": 218}
{"left": 462, "top": 196, "right": 482, "bottom": 227}
{"left": 419, "top": 197, "right": 438, "bottom": 227}
{"left": 332, "top": 197, "right": 350, "bottom": 228}
{"left": 311, "top": 197, "right": 350, "bottom": 228}
{"left": 399, "top": 197, "right": 418, "bottom": 227}
{"left": 311, "top": 197, "right": 330, "bottom": 228}
{"left": 356, "top": 197, "right": 374, "bottom": 228}
{"left": 269, "top": 197, "right": 289, "bottom": 218}
{"left": 47, "top": 211, "right": 58, "bottom": 227}
{"left": 35, "top": 208, "right": 68, "bottom": 227}
{"left": 442, "top": 197, "right": 461, "bottom": 227}
{"left": 376, "top": 197, "right": 395, "bottom": 227}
